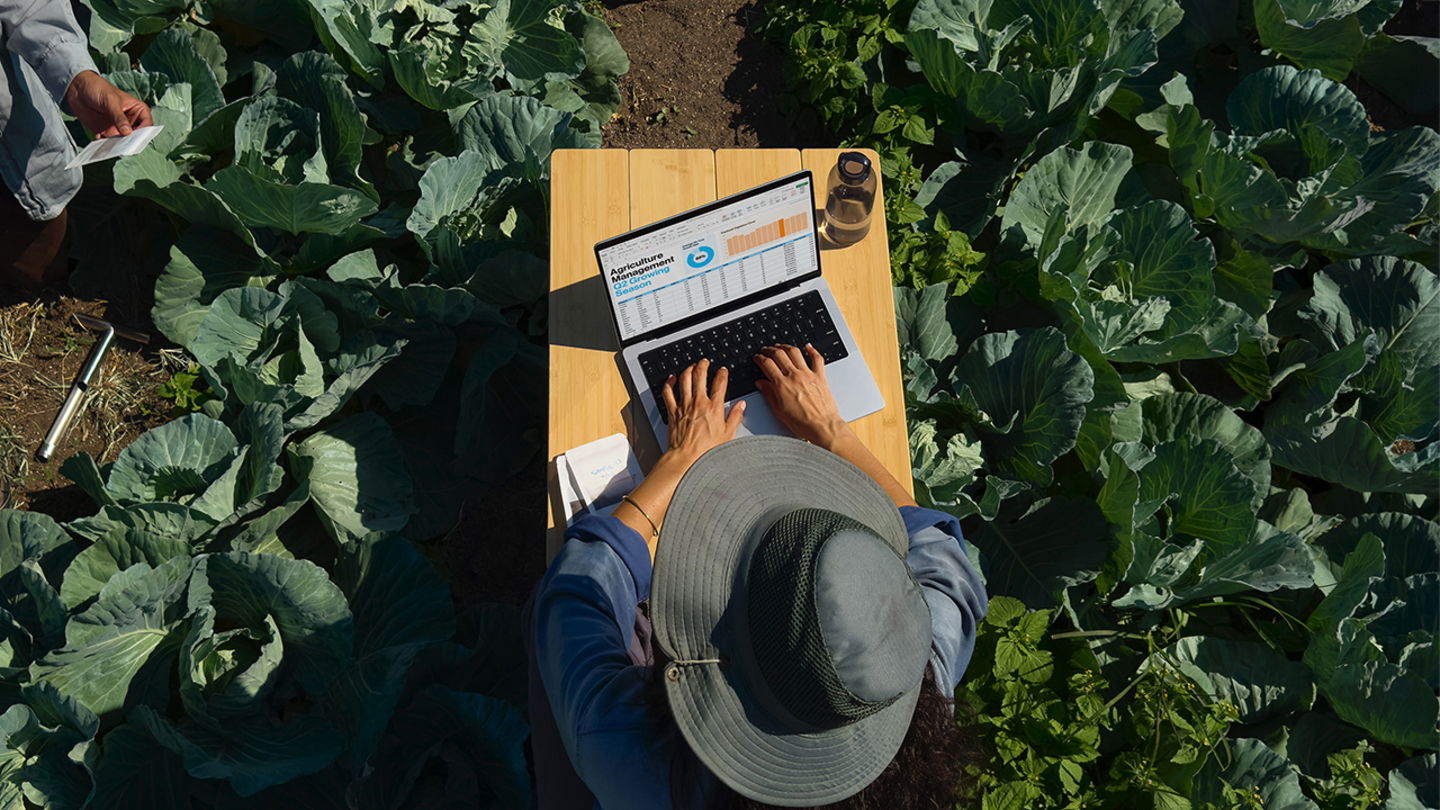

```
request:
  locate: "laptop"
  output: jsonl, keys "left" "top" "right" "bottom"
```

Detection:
{"left": 594, "top": 170, "right": 884, "bottom": 448}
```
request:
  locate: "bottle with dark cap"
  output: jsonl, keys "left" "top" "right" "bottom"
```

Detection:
{"left": 820, "top": 151, "right": 876, "bottom": 248}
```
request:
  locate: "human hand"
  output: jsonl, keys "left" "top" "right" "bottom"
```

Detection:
{"left": 65, "top": 71, "right": 153, "bottom": 138}
{"left": 753, "top": 343, "right": 849, "bottom": 447}
{"left": 660, "top": 359, "right": 745, "bottom": 467}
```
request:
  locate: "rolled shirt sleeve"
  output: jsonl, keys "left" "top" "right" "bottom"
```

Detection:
{"left": 532, "top": 515, "right": 676, "bottom": 810}
{"left": 899, "top": 505, "right": 988, "bottom": 691}
{"left": 3, "top": 0, "right": 99, "bottom": 103}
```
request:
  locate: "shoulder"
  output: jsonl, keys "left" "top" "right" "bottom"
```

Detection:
{"left": 898, "top": 505, "right": 965, "bottom": 542}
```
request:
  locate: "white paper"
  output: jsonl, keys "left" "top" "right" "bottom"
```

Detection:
{"left": 64, "top": 126, "right": 164, "bottom": 170}
{"left": 556, "top": 433, "right": 644, "bottom": 525}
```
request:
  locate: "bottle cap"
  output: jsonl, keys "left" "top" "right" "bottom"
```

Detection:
{"left": 837, "top": 151, "right": 871, "bottom": 184}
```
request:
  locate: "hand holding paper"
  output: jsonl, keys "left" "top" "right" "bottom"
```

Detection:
{"left": 64, "top": 70, "right": 152, "bottom": 138}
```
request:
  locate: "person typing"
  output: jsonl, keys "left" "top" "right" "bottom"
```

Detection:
{"left": 528, "top": 345, "right": 988, "bottom": 809}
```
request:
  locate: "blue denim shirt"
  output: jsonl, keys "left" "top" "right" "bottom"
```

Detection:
{"left": 1, "top": 0, "right": 98, "bottom": 220}
{"left": 531, "top": 506, "right": 988, "bottom": 810}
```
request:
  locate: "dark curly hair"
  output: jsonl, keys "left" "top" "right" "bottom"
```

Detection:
{"left": 647, "top": 663, "right": 984, "bottom": 810}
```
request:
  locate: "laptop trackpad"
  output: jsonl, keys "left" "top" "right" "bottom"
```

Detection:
{"left": 733, "top": 391, "right": 787, "bottom": 438}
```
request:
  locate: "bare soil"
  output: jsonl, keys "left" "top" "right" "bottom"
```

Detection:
{"left": 0, "top": 289, "right": 172, "bottom": 519}
{"left": 598, "top": 0, "right": 820, "bottom": 149}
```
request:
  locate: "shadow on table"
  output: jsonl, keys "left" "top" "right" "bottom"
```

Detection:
{"left": 549, "top": 275, "right": 617, "bottom": 351}
{"left": 544, "top": 361, "right": 662, "bottom": 560}
{"left": 617, "top": 377, "right": 663, "bottom": 472}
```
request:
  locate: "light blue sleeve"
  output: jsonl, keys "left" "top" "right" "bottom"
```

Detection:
{"left": 2, "top": 0, "right": 99, "bottom": 102}
{"left": 532, "top": 516, "right": 676, "bottom": 810}
{"left": 899, "top": 506, "right": 988, "bottom": 690}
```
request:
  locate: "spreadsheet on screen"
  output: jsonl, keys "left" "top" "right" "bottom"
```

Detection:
{"left": 597, "top": 177, "right": 817, "bottom": 341}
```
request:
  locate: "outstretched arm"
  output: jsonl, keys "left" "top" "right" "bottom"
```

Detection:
{"left": 753, "top": 343, "right": 918, "bottom": 508}
{"left": 1, "top": 0, "right": 152, "bottom": 137}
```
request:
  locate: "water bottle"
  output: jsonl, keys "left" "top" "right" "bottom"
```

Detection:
{"left": 821, "top": 151, "right": 876, "bottom": 248}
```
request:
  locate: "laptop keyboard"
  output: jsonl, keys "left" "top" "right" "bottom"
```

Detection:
{"left": 639, "top": 290, "right": 849, "bottom": 421}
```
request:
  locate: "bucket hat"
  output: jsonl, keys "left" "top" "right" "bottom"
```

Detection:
{"left": 652, "top": 435, "right": 932, "bottom": 806}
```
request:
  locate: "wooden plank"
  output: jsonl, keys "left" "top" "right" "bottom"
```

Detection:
{"left": 547, "top": 149, "right": 631, "bottom": 557}
{"left": 800, "top": 148, "right": 912, "bottom": 495}
{"left": 618, "top": 149, "right": 720, "bottom": 466}
{"left": 714, "top": 148, "right": 801, "bottom": 196}
{"left": 549, "top": 149, "right": 630, "bottom": 291}
{"left": 549, "top": 149, "right": 630, "bottom": 347}
{"left": 627, "top": 149, "right": 717, "bottom": 226}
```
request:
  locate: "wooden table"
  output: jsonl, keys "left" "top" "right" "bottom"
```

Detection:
{"left": 547, "top": 148, "right": 911, "bottom": 557}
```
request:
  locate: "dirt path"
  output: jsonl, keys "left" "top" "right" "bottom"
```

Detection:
{"left": 599, "top": 0, "right": 820, "bottom": 149}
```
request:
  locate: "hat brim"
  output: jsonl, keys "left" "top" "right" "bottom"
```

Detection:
{"left": 652, "top": 436, "right": 917, "bottom": 806}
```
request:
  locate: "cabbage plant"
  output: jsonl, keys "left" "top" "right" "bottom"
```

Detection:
{"left": 904, "top": 0, "right": 1184, "bottom": 139}
{"left": 869, "top": 2, "right": 1438, "bottom": 803}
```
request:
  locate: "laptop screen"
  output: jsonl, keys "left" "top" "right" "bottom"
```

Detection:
{"left": 595, "top": 172, "right": 819, "bottom": 344}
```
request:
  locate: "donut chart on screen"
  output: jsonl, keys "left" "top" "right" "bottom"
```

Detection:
{"left": 687, "top": 245, "right": 715, "bottom": 267}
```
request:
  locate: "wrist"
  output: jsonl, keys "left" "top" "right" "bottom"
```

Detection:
{"left": 809, "top": 418, "right": 852, "bottom": 450}
{"left": 655, "top": 447, "right": 701, "bottom": 476}
{"left": 64, "top": 70, "right": 97, "bottom": 98}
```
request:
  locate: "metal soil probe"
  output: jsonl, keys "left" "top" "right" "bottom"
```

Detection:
{"left": 36, "top": 315, "right": 150, "bottom": 462}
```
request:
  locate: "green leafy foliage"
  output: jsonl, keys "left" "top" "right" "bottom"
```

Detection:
{"left": 155, "top": 364, "right": 217, "bottom": 414}
{"left": 906, "top": 0, "right": 1180, "bottom": 139}
{"left": 4, "top": 0, "right": 624, "bottom": 802}
{"left": 1140, "top": 66, "right": 1439, "bottom": 257}
{"left": 764, "top": 0, "right": 1437, "bottom": 806}
{"left": 7, "top": 0, "right": 1432, "bottom": 803}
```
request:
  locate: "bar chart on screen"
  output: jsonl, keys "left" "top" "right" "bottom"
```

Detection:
{"left": 725, "top": 213, "right": 808, "bottom": 255}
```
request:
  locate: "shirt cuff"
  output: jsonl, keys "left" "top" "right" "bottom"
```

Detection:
{"left": 899, "top": 505, "right": 964, "bottom": 543}
{"left": 566, "top": 514, "right": 653, "bottom": 601}
{"left": 31, "top": 38, "right": 99, "bottom": 107}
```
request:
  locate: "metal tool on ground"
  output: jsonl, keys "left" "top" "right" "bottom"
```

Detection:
{"left": 36, "top": 314, "right": 150, "bottom": 462}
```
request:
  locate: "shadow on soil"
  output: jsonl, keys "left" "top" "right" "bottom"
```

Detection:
{"left": 724, "top": 1, "right": 826, "bottom": 148}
